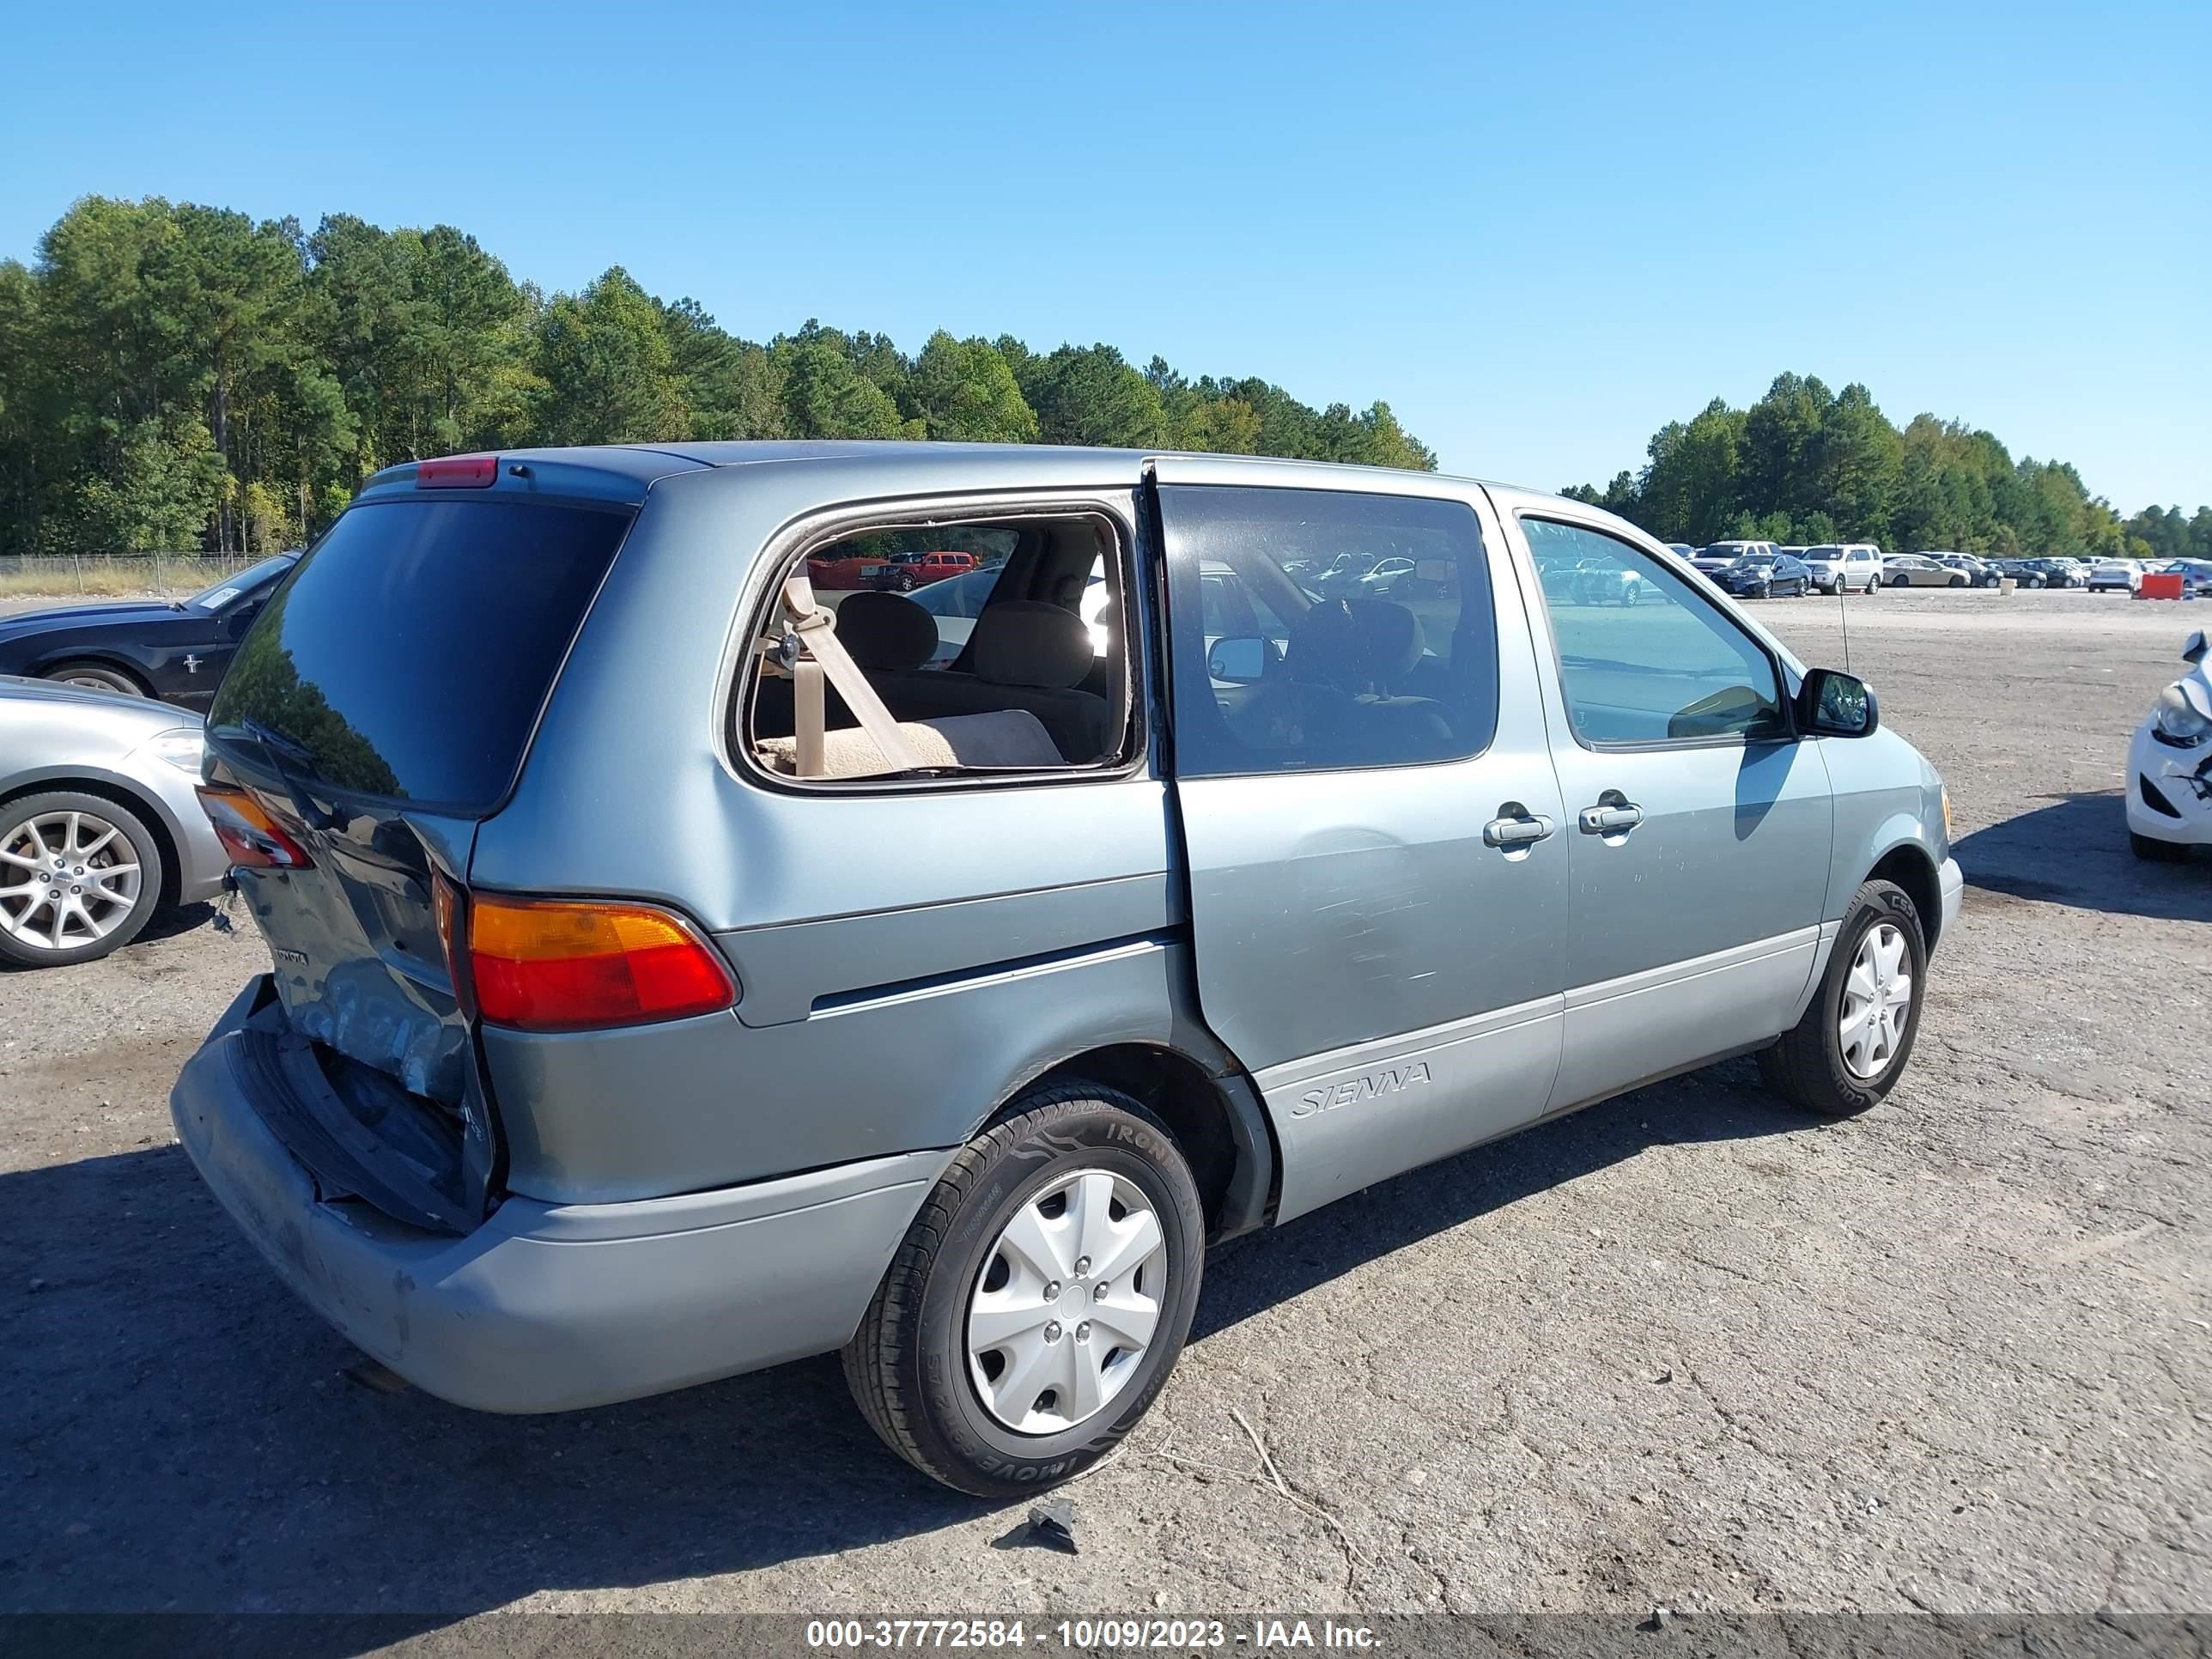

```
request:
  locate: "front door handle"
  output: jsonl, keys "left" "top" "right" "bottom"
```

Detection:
{"left": 1484, "top": 810, "right": 1555, "bottom": 848}
{"left": 1578, "top": 801, "right": 1644, "bottom": 835}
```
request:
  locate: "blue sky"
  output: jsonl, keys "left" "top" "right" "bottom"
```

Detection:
{"left": 3, "top": 0, "right": 2205, "bottom": 511}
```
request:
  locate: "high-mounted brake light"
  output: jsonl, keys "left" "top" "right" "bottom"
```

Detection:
{"left": 416, "top": 455, "right": 499, "bottom": 489}
{"left": 467, "top": 895, "right": 736, "bottom": 1032}
{"left": 196, "top": 784, "right": 314, "bottom": 870}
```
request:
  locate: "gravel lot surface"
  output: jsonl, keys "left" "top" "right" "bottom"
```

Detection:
{"left": 2, "top": 587, "right": 2207, "bottom": 1632}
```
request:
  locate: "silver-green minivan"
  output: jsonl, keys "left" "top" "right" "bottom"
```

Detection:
{"left": 173, "top": 442, "right": 1960, "bottom": 1495}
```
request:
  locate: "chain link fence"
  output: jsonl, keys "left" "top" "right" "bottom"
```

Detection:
{"left": 0, "top": 551, "right": 269, "bottom": 600}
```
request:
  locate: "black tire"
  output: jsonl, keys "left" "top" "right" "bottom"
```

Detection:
{"left": 43, "top": 660, "right": 146, "bottom": 697}
{"left": 1889, "top": 573, "right": 1910, "bottom": 587}
{"left": 2130, "top": 831, "right": 2191, "bottom": 863}
{"left": 1948, "top": 574, "right": 1966, "bottom": 587}
{"left": 0, "top": 788, "right": 166, "bottom": 968}
{"left": 2028, "top": 576, "right": 2045, "bottom": 588}
{"left": 1757, "top": 878, "right": 1928, "bottom": 1118}
{"left": 843, "top": 1084, "right": 1206, "bottom": 1498}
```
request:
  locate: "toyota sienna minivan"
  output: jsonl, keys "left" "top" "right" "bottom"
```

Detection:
{"left": 173, "top": 442, "right": 1962, "bottom": 1495}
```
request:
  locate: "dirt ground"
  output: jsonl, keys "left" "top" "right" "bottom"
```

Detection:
{"left": 2, "top": 587, "right": 2207, "bottom": 1632}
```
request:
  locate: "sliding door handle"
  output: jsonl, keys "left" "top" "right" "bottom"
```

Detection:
{"left": 1578, "top": 801, "right": 1644, "bottom": 835}
{"left": 1484, "top": 811, "right": 1555, "bottom": 848}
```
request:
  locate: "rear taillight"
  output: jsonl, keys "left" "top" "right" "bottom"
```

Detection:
{"left": 416, "top": 455, "right": 498, "bottom": 489}
{"left": 466, "top": 894, "right": 736, "bottom": 1032}
{"left": 196, "top": 784, "right": 314, "bottom": 869}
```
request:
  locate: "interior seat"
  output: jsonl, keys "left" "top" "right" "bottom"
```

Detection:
{"left": 872, "top": 599, "right": 1109, "bottom": 762}
{"left": 752, "top": 589, "right": 935, "bottom": 740}
{"left": 1228, "top": 597, "right": 1453, "bottom": 758}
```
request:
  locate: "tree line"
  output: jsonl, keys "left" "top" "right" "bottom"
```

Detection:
{"left": 0, "top": 196, "right": 1437, "bottom": 557}
{"left": 1563, "top": 372, "right": 2210, "bottom": 563}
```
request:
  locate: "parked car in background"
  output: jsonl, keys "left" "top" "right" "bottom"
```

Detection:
{"left": 169, "top": 441, "right": 1960, "bottom": 1498}
{"left": 0, "top": 553, "right": 298, "bottom": 708}
{"left": 2125, "top": 629, "right": 2210, "bottom": 861}
{"left": 1935, "top": 554, "right": 1994, "bottom": 584}
{"left": 1357, "top": 556, "right": 1454, "bottom": 599}
{"left": 1886, "top": 554, "right": 1970, "bottom": 588}
{"left": 1664, "top": 543, "right": 1698, "bottom": 561}
{"left": 1692, "top": 540, "right": 1778, "bottom": 576}
{"left": 2012, "top": 558, "right": 2087, "bottom": 589}
{"left": 0, "top": 678, "right": 230, "bottom": 966}
{"left": 871, "top": 550, "right": 979, "bottom": 592}
{"left": 1801, "top": 544, "right": 1884, "bottom": 595}
{"left": 1717, "top": 551, "right": 1813, "bottom": 599}
{"left": 2165, "top": 560, "right": 2212, "bottom": 597}
{"left": 2087, "top": 559, "right": 2144, "bottom": 593}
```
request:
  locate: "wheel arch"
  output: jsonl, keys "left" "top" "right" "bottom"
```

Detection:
{"left": 1011, "top": 1042, "right": 1278, "bottom": 1243}
{"left": 1866, "top": 839, "right": 1942, "bottom": 951}
{"left": 27, "top": 650, "right": 155, "bottom": 695}
{"left": 0, "top": 770, "right": 182, "bottom": 907}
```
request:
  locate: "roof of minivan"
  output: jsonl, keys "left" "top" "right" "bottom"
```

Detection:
{"left": 361, "top": 441, "right": 1530, "bottom": 504}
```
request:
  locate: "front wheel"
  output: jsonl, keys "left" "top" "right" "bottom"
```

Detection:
{"left": 1889, "top": 573, "right": 1910, "bottom": 587}
{"left": 843, "top": 1084, "right": 1206, "bottom": 1497}
{"left": 44, "top": 660, "right": 146, "bottom": 697}
{"left": 1948, "top": 574, "right": 1966, "bottom": 587}
{"left": 0, "top": 790, "right": 164, "bottom": 968}
{"left": 2131, "top": 831, "right": 2192, "bottom": 863}
{"left": 1758, "top": 878, "right": 1927, "bottom": 1117}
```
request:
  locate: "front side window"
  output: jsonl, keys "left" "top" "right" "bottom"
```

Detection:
{"left": 1521, "top": 518, "right": 1786, "bottom": 746}
{"left": 1161, "top": 484, "right": 1498, "bottom": 777}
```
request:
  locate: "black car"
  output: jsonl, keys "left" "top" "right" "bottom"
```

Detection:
{"left": 0, "top": 553, "right": 298, "bottom": 709}
{"left": 1717, "top": 552, "right": 1812, "bottom": 599}
{"left": 2010, "top": 558, "right": 2083, "bottom": 589}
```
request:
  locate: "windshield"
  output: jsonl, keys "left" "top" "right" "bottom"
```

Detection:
{"left": 209, "top": 499, "right": 631, "bottom": 809}
{"left": 187, "top": 554, "right": 295, "bottom": 611}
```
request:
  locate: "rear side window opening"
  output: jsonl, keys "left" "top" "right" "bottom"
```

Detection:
{"left": 738, "top": 510, "right": 1138, "bottom": 786}
{"left": 209, "top": 497, "right": 634, "bottom": 812}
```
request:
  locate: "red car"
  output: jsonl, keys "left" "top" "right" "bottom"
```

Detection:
{"left": 804, "top": 552, "right": 887, "bottom": 591}
{"left": 869, "top": 551, "right": 977, "bottom": 592}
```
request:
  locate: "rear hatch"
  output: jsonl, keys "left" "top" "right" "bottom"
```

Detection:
{"left": 203, "top": 479, "right": 636, "bottom": 1226}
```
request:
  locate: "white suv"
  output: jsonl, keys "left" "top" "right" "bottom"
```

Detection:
{"left": 1802, "top": 544, "right": 1884, "bottom": 595}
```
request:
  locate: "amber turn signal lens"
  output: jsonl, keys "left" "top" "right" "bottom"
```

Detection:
{"left": 466, "top": 894, "right": 736, "bottom": 1032}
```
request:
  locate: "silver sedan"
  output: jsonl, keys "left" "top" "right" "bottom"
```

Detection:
{"left": 0, "top": 676, "right": 230, "bottom": 966}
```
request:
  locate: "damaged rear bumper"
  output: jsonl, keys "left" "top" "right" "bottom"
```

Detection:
{"left": 170, "top": 975, "right": 949, "bottom": 1413}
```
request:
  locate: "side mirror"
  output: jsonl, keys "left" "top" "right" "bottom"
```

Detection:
{"left": 2185, "top": 630, "right": 2207, "bottom": 665}
{"left": 1797, "top": 667, "right": 1879, "bottom": 738}
{"left": 1206, "top": 635, "right": 1278, "bottom": 685}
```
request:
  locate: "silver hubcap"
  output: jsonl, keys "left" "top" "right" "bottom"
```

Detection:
{"left": 0, "top": 810, "right": 142, "bottom": 952}
{"left": 967, "top": 1169, "right": 1167, "bottom": 1435}
{"left": 1839, "top": 921, "right": 1911, "bottom": 1079}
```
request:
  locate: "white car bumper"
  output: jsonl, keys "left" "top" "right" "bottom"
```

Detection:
{"left": 1939, "top": 856, "right": 1964, "bottom": 943}
{"left": 2126, "top": 720, "right": 2212, "bottom": 846}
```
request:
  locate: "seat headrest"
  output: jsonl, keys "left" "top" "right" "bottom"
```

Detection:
{"left": 970, "top": 600, "right": 1095, "bottom": 690}
{"left": 834, "top": 591, "right": 938, "bottom": 672}
{"left": 1286, "top": 598, "right": 1425, "bottom": 693}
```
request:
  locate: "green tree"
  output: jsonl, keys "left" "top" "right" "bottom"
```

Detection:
{"left": 532, "top": 266, "right": 687, "bottom": 446}
{"left": 775, "top": 340, "right": 911, "bottom": 439}
{"left": 907, "top": 331, "right": 1037, "bottom": 443}
{"left": 1020, "top": 344, "right": 1166, "bottom": 447}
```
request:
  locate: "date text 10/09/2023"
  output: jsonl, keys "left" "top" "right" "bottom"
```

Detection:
{"left": 804, "top": 1620, "right": 1382, "bottom": 1650}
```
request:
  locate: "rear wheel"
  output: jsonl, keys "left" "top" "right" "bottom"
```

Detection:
{"left": 843, "top": 1084, "right": 1205, "bottom": 1497}
{"left": 0, "top": 790, "right": 164, "bottom": 968}
{"left": 1758, "top": 878, "right": 1926, "bottom": 1118}
{"left": 44, "top": 660, "right": 146, "bottom": 697}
